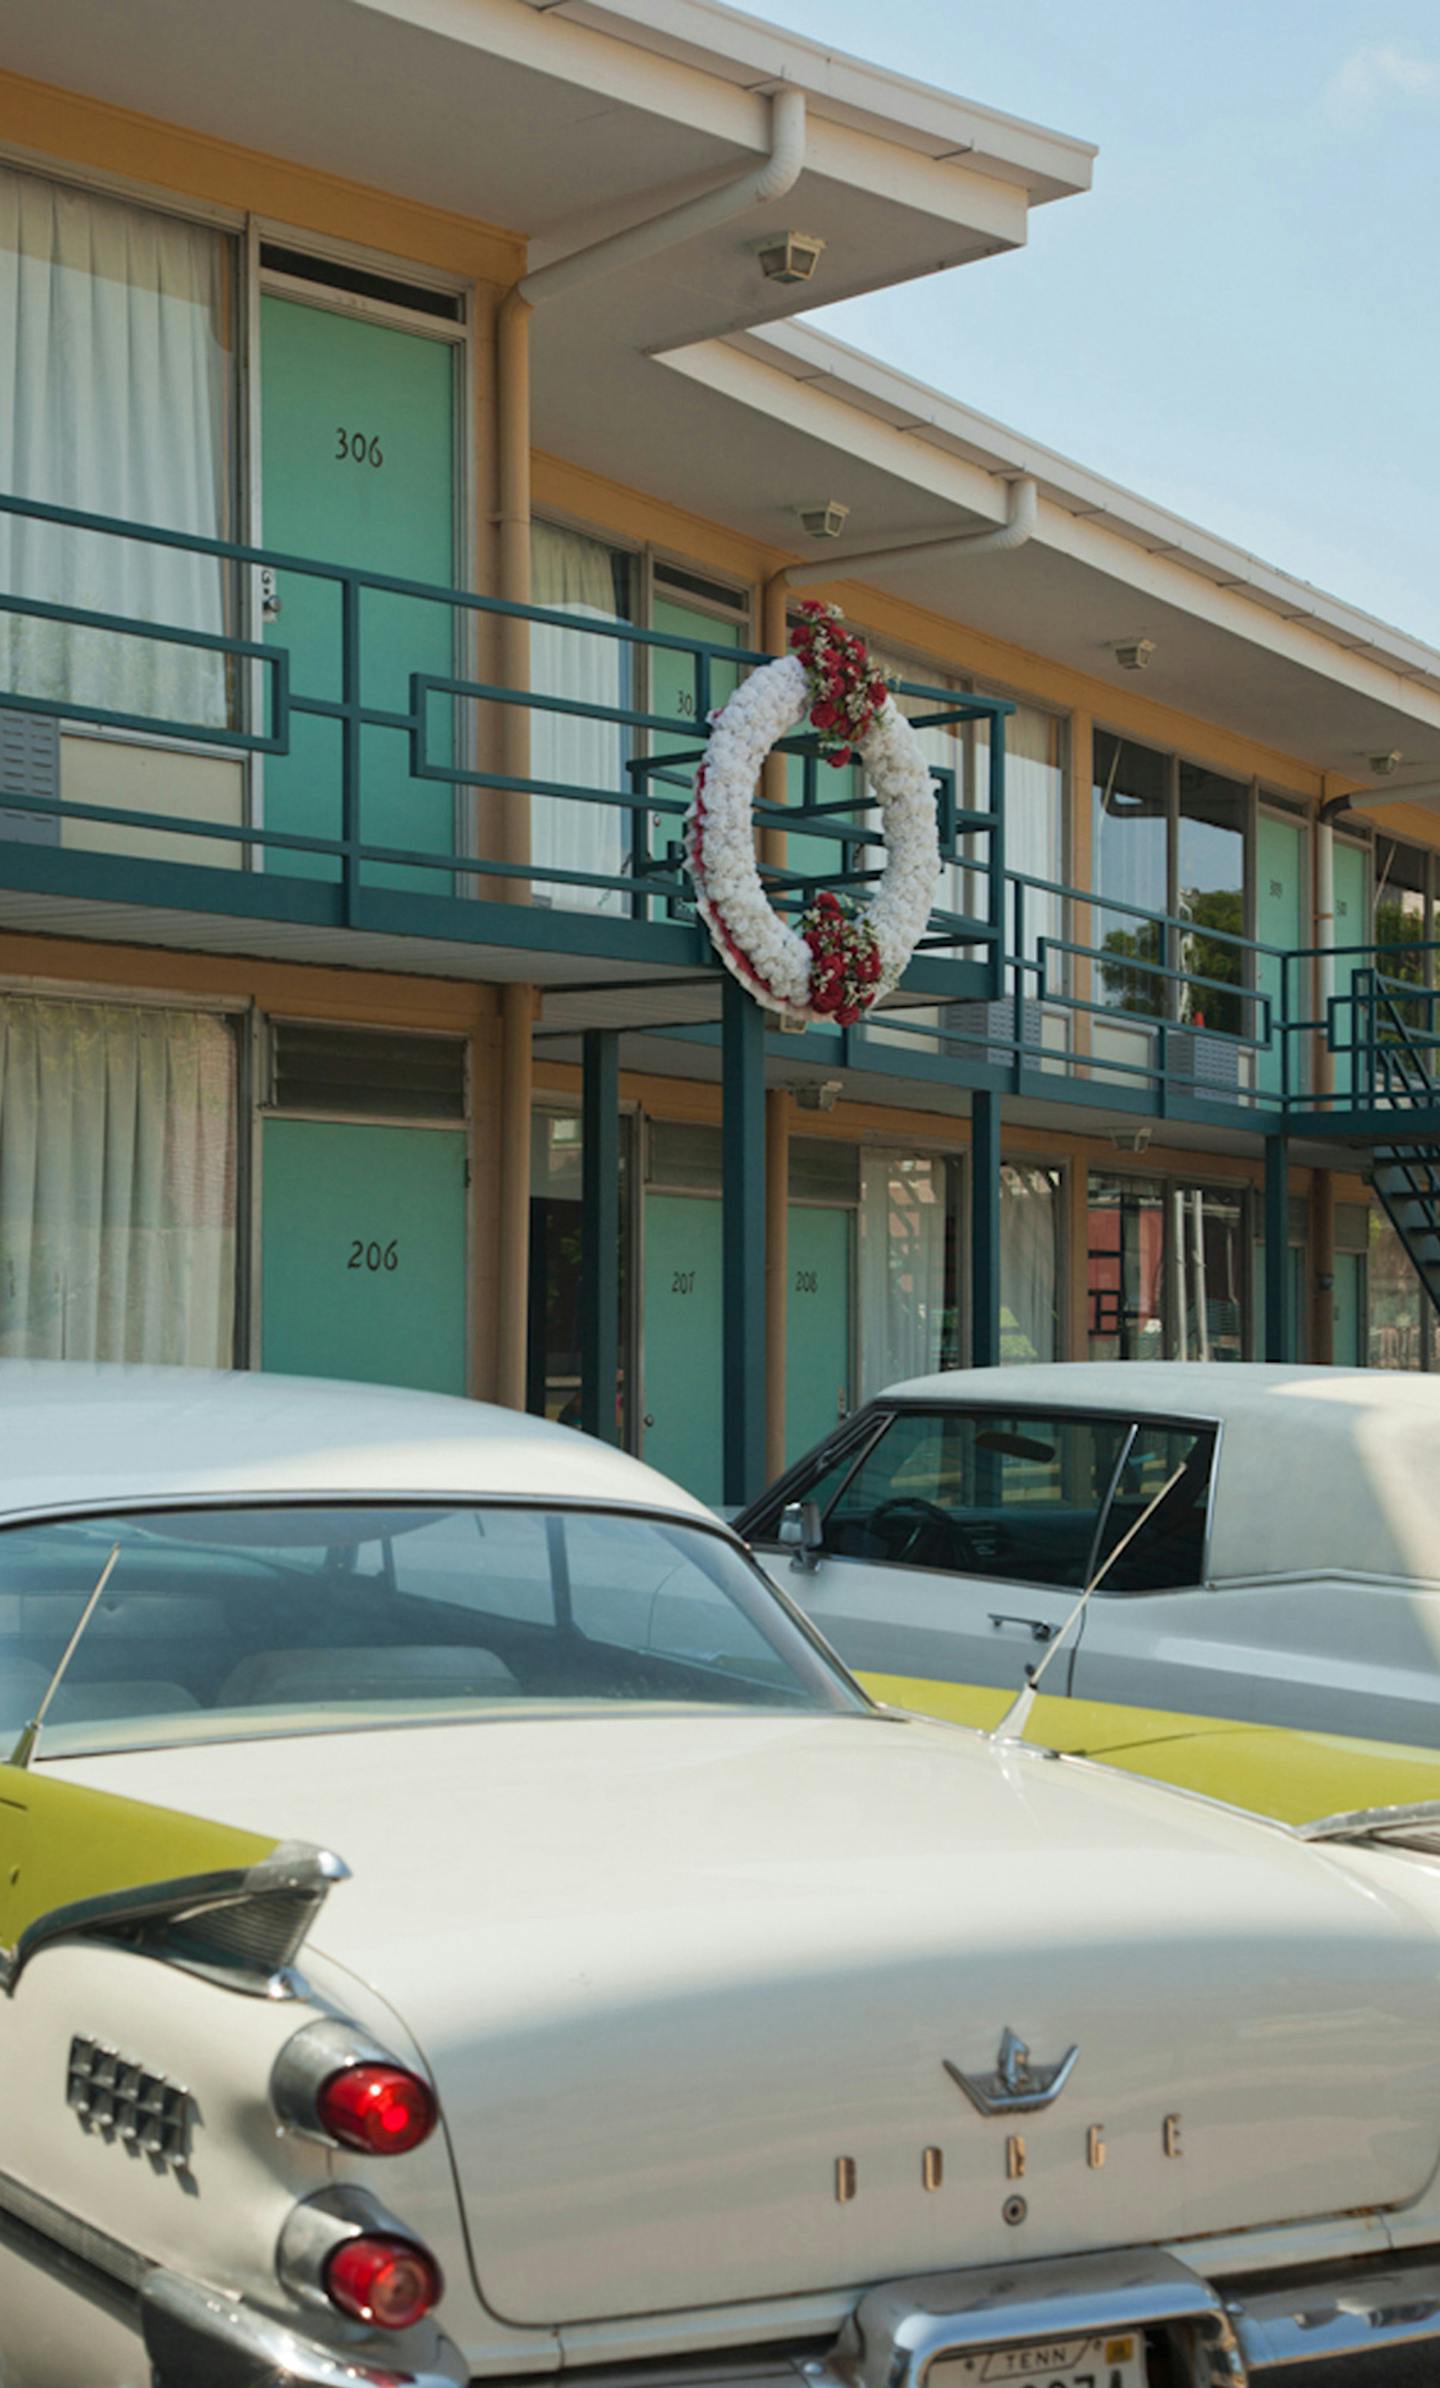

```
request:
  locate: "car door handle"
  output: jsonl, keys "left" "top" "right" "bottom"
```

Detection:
{"left": 989, "top": 1611, "right": 1054, "bottom": 1644}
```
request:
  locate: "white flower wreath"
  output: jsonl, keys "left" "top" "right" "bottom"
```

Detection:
{"left": 684, "top": 647, "right": 941, "bottom": 1028}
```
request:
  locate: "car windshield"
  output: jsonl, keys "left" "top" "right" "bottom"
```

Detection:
{"left": 0, "top": 1504, "right": 861, "bottom": 1756}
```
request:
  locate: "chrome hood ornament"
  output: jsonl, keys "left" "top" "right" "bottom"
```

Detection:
{"left": 945, "top": 2026, "right": 1079, "bottom": 2115}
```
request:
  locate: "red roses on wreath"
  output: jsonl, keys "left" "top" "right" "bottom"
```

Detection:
{"left": 789, "top": 599, "right": 889, "bottom": 768}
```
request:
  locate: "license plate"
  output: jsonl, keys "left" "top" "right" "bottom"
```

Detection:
{"left": 931, "top": 2333, "right": 1145, "bottom": 2388}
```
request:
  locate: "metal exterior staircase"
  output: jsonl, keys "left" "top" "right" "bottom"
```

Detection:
{"left": 1370, "top": 983, "right": 1440, "bottom": 1318}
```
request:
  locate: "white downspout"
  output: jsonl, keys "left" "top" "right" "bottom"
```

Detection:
{"left": 779, "top": 474, "right": 1039, "bottom": 589}
{"left": 517, "top": 85, "right": 807, "bottom": 309}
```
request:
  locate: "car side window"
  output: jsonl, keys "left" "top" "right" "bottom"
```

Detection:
{"left": 821, "top": 1409, "right": 1132, "bottom": 1588}
{"left": 1093, "top": 1422, "right": 1215, "bottom": 1593}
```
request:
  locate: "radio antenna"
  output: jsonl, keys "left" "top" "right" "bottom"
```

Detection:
{"left": 9, "top": 1543, "right": 121, "bottom": 1770}
{"left": 991, "top": 1463, "right": 1186, "bottom": 1743}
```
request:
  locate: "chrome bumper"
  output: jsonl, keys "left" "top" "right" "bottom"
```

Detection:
{"left": 140, "top": 2268, "right": 468, "bottom": 2388}
{"left": 803, "top": 2246, "right": 1440, "bottom": 2388}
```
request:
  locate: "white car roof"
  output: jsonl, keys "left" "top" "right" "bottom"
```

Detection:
{"left": 874, "top": 1361, "right": 1440, "bottom": 1585}
{"left": 0, "top": 1361, "right": 714, "bottom": 1528}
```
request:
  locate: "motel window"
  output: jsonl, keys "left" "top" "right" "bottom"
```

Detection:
{"left": 1093, "top": 733, "right": 1252, "bottom": 1034}
{"left": 0, "top": 994, "right": 238, "bottom": 1366}
{"left": 0, "top": 165, "right": 237, "bottom": 738}
{"left": 1088, "top": 1171, "right": 1247, "bottom": 1362}
{"left": 529, "top": 521, "right": 636, "bottom": 915}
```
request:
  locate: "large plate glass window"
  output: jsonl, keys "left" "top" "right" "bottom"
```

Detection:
{"left": 1001, "top": 1162, "right": 1062, "bottom": 1362}
{"left": 0, "top": 994, "right": 237, "bottom": 1364}
{"left": 1093, "top": 733, "right": 1168, "bottom": 1017}
{"left": 1177, "top": 763, "right": 1246, "bottom": 1037}
{"left": 858, "top": 1152, "right": 960, "bottom": 1398}
{"left": 0, "top": 166, "right": 236, "bottom": 740}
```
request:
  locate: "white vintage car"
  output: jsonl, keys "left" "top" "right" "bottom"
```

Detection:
{"left": 738, "top": 1360, "right": 1440, "bottom": 1747}
{"left": 11, "top": 1362, "right": 1440, "bottom": 2388}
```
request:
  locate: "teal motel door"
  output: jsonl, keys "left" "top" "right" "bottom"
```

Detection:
{"left": 259, "top": 290, "right": 458, "bottom": 890}
{"left": 1331, "top": 841, "right": 1370, "bottom": 1098}
{"left": 786, "top": 1204, "right": 852, "bottom": 1465}
{"left": 1256, "top": 813, "right": 1305, "bottom": 1100}
{"left": 261, "top": 1119, "right": 468, "bottom": 1393}
{"left": 641, "top": 1191, "right": 723, "bottom": 1503}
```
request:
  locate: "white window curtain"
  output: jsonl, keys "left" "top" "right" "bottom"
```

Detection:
{"left": 1000, "top": 1162, "right": 1060, "bottom": 1362}
{"left": 858, "top": 1151, "right": 952, "bottom": 1398}
{"left": 0, "top": 997, "right": 237, "bottom": 1364}
{"left": 0, "top": 166, "right": 233, "bottom": 732}
{"left": 530, "top": 521, "right": 631, "bottom": 913}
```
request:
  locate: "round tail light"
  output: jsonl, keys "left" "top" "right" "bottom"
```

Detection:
{"left": 325, "top": 2233, "right": 443, "bottom": 2330}
{"left": 317, "top": 2063, "right": 437, "bottom": 2156}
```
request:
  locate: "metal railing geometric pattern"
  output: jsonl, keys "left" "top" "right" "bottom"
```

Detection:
{"left": 2, "top": 491, "right": 1440, "bottom": 1142}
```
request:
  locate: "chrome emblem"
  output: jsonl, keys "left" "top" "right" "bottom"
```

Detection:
{"left": 945, "top": 2025, "right": 1079, "bottom": 2116}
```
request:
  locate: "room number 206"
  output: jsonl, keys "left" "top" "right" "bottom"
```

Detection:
{"left": 348, "top": 1239, "right": 399, "bottom": 1272}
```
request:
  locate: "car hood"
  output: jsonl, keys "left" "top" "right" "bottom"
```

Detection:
{"left": 54, "top": 1710, "right": 1440, "bottom": 2328}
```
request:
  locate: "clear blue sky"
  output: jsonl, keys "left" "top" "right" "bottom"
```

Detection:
{"left": 753, "top": 0, "right": 1440, "bottom": 648}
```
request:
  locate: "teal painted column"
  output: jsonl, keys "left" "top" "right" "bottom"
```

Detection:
{"left": 972, "top": 1089, "right": 1002, "bottom": 1369}
{"left": 722, "top": 977, "right": 766, "bottom": 1506}
{"left": 1265, "top": 1134, "right": 1293, "bottom": 1360}
{"left": 581, "top": 1029, "right": 621, "bottom": 1445}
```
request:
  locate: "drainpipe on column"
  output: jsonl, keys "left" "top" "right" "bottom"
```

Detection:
{"left": 490, "top": 88, "right": 808, "bottom": 1411}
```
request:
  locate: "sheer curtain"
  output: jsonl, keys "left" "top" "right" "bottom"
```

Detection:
{"left": 858, "top": 1152, "right": 952, "bottom": 1397}
{"left": 530, "top": 521, "right": 631, "bottom": 912}
{"left": 0, "top": 997, "right": 236, "bottom": 1363}
{"left": 0, "top": 166, "right": 234, "bottom": 730}
{"left": 974, "top": 700, "right": 1065, "bottom": 978}
{"left": 1000, "top": 1162, "right": 1060, "bottom": 1362}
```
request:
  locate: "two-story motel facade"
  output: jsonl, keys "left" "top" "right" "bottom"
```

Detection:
{"left": 3, "top": 0, "right": 1440, "bottom": 1506}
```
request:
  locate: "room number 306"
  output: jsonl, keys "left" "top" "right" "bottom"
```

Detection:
{"left": 335, "top": 429, "right": 384, "bottom": 466}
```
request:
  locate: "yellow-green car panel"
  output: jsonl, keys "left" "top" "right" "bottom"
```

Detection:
{"left": 858, "top": 1672, "right": 1440, "bottom": 1826}
{"left": 0, "top": 1761, "right": 278, "bottom": 1959}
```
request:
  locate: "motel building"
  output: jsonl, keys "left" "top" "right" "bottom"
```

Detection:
{"left": 2, "top": 0, "right": 1440, "bottom": 1510}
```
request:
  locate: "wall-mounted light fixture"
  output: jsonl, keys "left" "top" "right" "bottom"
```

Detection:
{"left": 1368, "top": 750, "right": 1403, "bottom": 777}
{"left": 797, "top": 501, "right": 850, "bottom": 541}
{"left": 794, "top": 1080, "right": 843, "bottom": 1111}
{"left": 756, "top": 230, "right": 826, "bottom": 285}
{"left": 1112, "top": 638, "right": 1157, "bottom": 672}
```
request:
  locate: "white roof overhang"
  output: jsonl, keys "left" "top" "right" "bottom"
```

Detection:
{"left": 2, "top": 0, "right": 1091, "bottom": 348}
{"left": 630, "top": 322, "right": 1440, "bottom": 785}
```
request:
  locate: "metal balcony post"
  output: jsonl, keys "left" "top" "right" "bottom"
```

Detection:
{"left": 1264, "top": 1133, "right": 1292, "bottom": 1360}
{"left": 722, "top": 977, "right": 766, "bottom": 1506}
{"left": 580, "top": 1029, "right": 621, "bottom": 1444}
{"left": 971, "top": 1088, "right": 1002, "bottom": 1369}
{"left": 340, "top": 573, "right": 362, "bottom": 923}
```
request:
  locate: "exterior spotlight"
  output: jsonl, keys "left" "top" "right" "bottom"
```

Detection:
{"left": 1369, "top": 751, "right": 1403, "bottom": 777}
{"left": 1109, "top": 1125, "right": 1152, "bottom": 1154}
{"left": 1112, "top": 639, "right": 1157, "bottom": 672}
{"left": 798, "top": 501, "right": 850, "bottom": 541}
{"left": 794, "top": 1080, "right": 843, "bottom": 1111}
{"left": 756, "top": 231, "right": 826, "bottom": 286}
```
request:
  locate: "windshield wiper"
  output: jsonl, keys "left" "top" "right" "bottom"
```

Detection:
{"left": 9, "top": 1542, "right": 121, "bottom": 1769}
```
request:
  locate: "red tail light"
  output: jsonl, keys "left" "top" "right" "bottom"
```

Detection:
{"left": 325, "top": 2233, "right": 443, "bottom": 2330}
{"left": 316, "top": 2063, "right": 437, "bottom": 2156}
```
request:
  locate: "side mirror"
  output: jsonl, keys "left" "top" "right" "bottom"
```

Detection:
{"left": 778, "top": 1498, "right": 824, "bottom": 1571}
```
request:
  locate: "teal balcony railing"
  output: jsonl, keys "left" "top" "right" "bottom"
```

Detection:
{"left": 3, "top": 492, "right": 1439, "bottom": 1143}
{"left": 0, "top": 492, "right": 1003, "bottom": 993}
